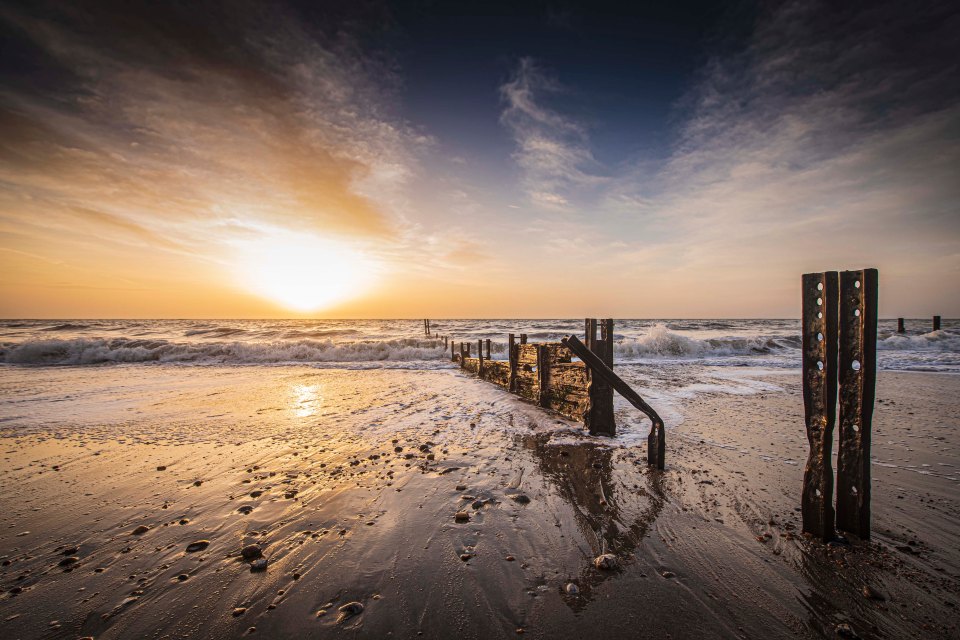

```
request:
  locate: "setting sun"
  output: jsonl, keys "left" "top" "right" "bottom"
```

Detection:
{"left": 236, "top": 233, "right": 377, "bottom": 312}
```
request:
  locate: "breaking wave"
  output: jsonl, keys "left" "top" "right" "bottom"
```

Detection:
{"left": 0, "top": 338, "right": 448, "bottom": 366}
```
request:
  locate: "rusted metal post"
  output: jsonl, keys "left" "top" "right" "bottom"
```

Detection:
{"left": 836, "top": 269, "right": 877, "bottom": 539}
{"left": 508, "top": 334, "right": 517, "bottom": 392}
{"left": 801, "top": 271, "right": 839, "bottom": 542}
{"left": 897, "top": 318, "right": 905, "bottom": 333}
{"left": 933, "top": 315, "right": 941, "bottom": 331}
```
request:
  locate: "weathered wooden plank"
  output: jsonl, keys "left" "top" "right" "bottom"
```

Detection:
{"left": 508, "top": 334, "right": 517, "bottom": 392}
{"left": 536, "top": 344, "right": 549, "bottom": 407}
{"left": 478, "top": 339, "right": 484, "bottom": 376}
{"left": 836, "top": 269, "right": 877, "bottom": 539}
{"left": 584, "top": 319, "right": 615, "bottom": 437}
{"left": 801, "top": 271, "right": 838, "bottom": 542}
{"left": 561, "top": 334, "right": 665, "bottom": 468}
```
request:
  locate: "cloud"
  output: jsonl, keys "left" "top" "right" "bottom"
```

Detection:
{"left": 0, "top": 0, "right": 428, "bottom": 253}
{"left": 499, "top": 58, "right": 606, "bottom": 210}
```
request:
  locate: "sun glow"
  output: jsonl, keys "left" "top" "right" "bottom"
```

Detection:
{"left": 237, "top": 233, "right": 377, "bottom": 312}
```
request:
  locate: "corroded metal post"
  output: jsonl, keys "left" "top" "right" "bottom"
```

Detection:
{"left": 836, "top": 269, "right": 877, "bottom": 539}
{"left": 801, "top": 271, "right": 839, "bottom": 542}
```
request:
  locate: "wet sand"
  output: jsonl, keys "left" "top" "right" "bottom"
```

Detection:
{"left": 0, "top": 367, "right": 957, "bottom": 639}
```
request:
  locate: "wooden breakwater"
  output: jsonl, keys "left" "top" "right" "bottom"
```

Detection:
{"left": 440, "top": 318, "right": 666, "bottom": 469}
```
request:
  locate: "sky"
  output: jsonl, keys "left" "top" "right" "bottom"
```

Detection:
{"left": 0, "top": 0, "right": 957, "bottom": 318}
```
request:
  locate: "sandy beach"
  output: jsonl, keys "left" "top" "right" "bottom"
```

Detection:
{"left": 1, "top": 365, "right": 957, "bottom": 639}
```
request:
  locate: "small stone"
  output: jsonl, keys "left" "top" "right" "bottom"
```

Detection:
{"left": 250, "top": 490, "right": 263, "bottom": 498}
{"left": 233, "top": 607, "right": 247, "bottom": 617}
{"left": 284, "top": 491, "right": 297, "bottom": 499}
{"left": 250, "top": 558, "right": 268, "bottom": 572}
{"left": 237, "top": 506, "right": 254, "bottom": 515}
{"left": 62, "top": 546, "right": 79, "bottom": 555}
{"left": 454, "top": 511, "right": 470, "bottom": 523}
{"left": 862, "top": 585, "right": 885, "bottom": 601}
{"left": 593, "top": 554, "right": 617, "bottom": 570}
{"left": 157, "top": 465, "right": 167, "bottom": 471}
{"left": 337, "top": 601, "right": 364, "bottom": 624}
{"left": 460, "top": 553, "right": 473, "bottom": 562}
{"left": 241, "top": 544, "right": 263, "bottom": 560}
{"left": 394, "top": 446, "right": 403, "bottom": 453}
{"left": 835, "top": 623, "right": 860, "bottom": 638}
{"left": 456, "top": 485, "right": 467, "bottom": 491}
{"left": 426, "top": 453, "right": 435, "bottom": 460}
{"left": 505, "top": 556, "right": 515, "bottom": 562}
{"left": 131, "top": 525, "right": 150, "bottom": 535}
{"left": 565, "top": 583, "right": 579, "bottom": 595}
{"left": 186, "top": 540, "right": 210, "bottom": 553}
{"left": 293, "top": 572, "right": 301, "bottom": 580}
{"left": 316, "top": 609, "right": 327, "bottom": 617}
{"left": 661, "top": 571, "right": 675, "bottom": 579}
{"left": 193, "top": 480, "right": 202, "bottom": 487}
{"left": 511, "top": 494, "right": 531, "bottom": 505}
{"left": 177, "top": 574, "right": 189, "bottom": 581}
{"left": 472, "top": 500, "right": 484, "bottom": 510}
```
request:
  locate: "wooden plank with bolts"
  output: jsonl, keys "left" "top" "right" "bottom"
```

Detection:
{"left": 584, "top": 318, "right": 615, "bottom": 437}
{"left": 836, "top": 269, "right": 877, "bottom": 539}
{"left": 801, "top": 271, "right": 839, "bottom": 542}
{"left": 561, "top": 334, "right": 665, "bottom": 468}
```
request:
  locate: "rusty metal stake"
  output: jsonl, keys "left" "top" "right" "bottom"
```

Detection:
{"left": 801, "top": 271, "right": 838, "bottom": 542}
{"left": 836, "top": 269, "right": 877, "bottom": 539}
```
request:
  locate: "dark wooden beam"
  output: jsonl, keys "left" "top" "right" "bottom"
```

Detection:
{"left": 561, "top": 334, "right": 665, "bottom": 468}
{"left": 801, "top": 271, "right": 838, "bottom": 542}
{"left": 933, "top": 315, "right": 941, "bottom": 331}
{"left": 508, "top": 334, "right": 517, "bottom": 392}
{"left": 836, "top": 269, "right": 877, "bottom": 539}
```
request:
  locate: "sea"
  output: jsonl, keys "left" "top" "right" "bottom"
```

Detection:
{"left": 1, "top": 318, "right": 957, "bottom": 372}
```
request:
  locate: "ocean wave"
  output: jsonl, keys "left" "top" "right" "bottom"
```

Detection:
{"left": 613, "top": 324, "right": 800, "bottom": 359}
{"left": 40, "top": 323, "right": 92, "bottom": 331}
{"left": 0, "top": 337, "right": 447, "bottom": 365}
{"left": 877, "top": 330, "right": 960, "bottom": 351}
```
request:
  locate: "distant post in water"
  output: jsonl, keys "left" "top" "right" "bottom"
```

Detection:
{"left": 933, "top": 315, "right": 941, "bottom": 331}
{"left": 801, "top": 271, "right": 839, "bottom": 542}
{"left": 897, "top": 318, "right": 905, "bottom": 333}
{"left": 477, "top": 339, "right": 484, "bottom": 375}
{"left": 836, "top": 269, "right": 878, "bottom": 539}
{"left": 485, "top": 339, "right": 491, "bottom": 360}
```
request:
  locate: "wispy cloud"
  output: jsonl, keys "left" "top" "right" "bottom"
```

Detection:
{"left": 499, "top": 58, "right": 606, "bottom": 210}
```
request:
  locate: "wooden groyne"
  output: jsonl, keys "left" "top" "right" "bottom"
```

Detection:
{"left": 439, "top": 318, "right": 666, "bottom": 469}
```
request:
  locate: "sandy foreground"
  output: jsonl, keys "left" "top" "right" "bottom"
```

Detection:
{"left": 0, "top": 366, "right": 958, "bottom": 639}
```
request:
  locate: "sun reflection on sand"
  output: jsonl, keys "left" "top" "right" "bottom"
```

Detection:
{"left": 291, "top": 383, "right": 323, "bottom": 417}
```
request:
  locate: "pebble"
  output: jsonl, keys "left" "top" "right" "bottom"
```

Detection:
{"left": 250, "top": 490, "right": 263, "bottom": 498}
{"left": 460, "top": 553, "right": 473, "bottom": 562}
{"left": 233, "top": 607, "right": 247, "bottom": 617}
{"left": 186, "top": 540, "right": 210, "bottom": 553}
{"left": 250, "top": 558, "right": 268, "bottom": 572}
{"left": 337, "top": 602, "right": 364, "bottom": 624}
{"left": 862, "top": 585, "right": 886, "bottom": 601}
{"left": 177, "top": 574, "right": 189, "bottom": 581}
{"left": 511, "top": 494, "right": 531, "bottom": 505}
{"left": 454, "top": 511, "right": 470, "bottom": 523}
{"left": 237, "top": 506, "right": 254, "bottom": 515}
{"left": 241, "top": 544, "right": 263, "bottom": 560}
{"left": 835, "top": 623, "right": 860, "bottom": 638}
{"left": 193, "top": 480, "right": 202, "bottom": 487}
{"left": 661, "top": 571, "right": 675, "bottom": 579}
{"left": 456, "top": 485, "right": 467, "bottom": 491}
{"left": 593, "top": 554, "right": 617, "bottom": 570}
{"left": 472, "top": 500, "right": 484, "bottom": 509}
{"left": 565, "top": 583, "right": 579, "bottom": 595}
{"left": 131, "top": 525, "right": 150, "bottom": 535}
{"left": 157, "top": 465, "right": 166, "bottom": 471}
{"left": 505, "top": 556, "right": 515, "bottom": 562}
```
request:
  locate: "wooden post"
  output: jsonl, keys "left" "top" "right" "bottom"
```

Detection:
{"left": 520, "top": 334, "right": 527, "bottom": 345}
{"left": 801, "top": 271, "right": 838, "bottom": 542}
{"left": 508, "top": 334, "right": 517, "bottom": 392}
{"left": 584, "top": 318, "right": 615, "bottom": 437}
{"left": 836, "top": 269, "right": 877, "bottom": 539}
{"left": 451, "top": 340, "right": 455, "bottom": 361}
{"left": 477, "top": 339, "right": 484, "bottom": 377}
{"left": 897, "top": 318, "right": 905, "bottom": 333}
{"left": 933, "top": 315, "right": 941, "bottom": 331}
{"left": 536, "top": 344, "right": 549, "bottom": 407}
{"left": 561, "top": 335, "right": 664, "bottom": 468}
{"left": 485, "top": 339, "right": 491, "bottom": 360}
